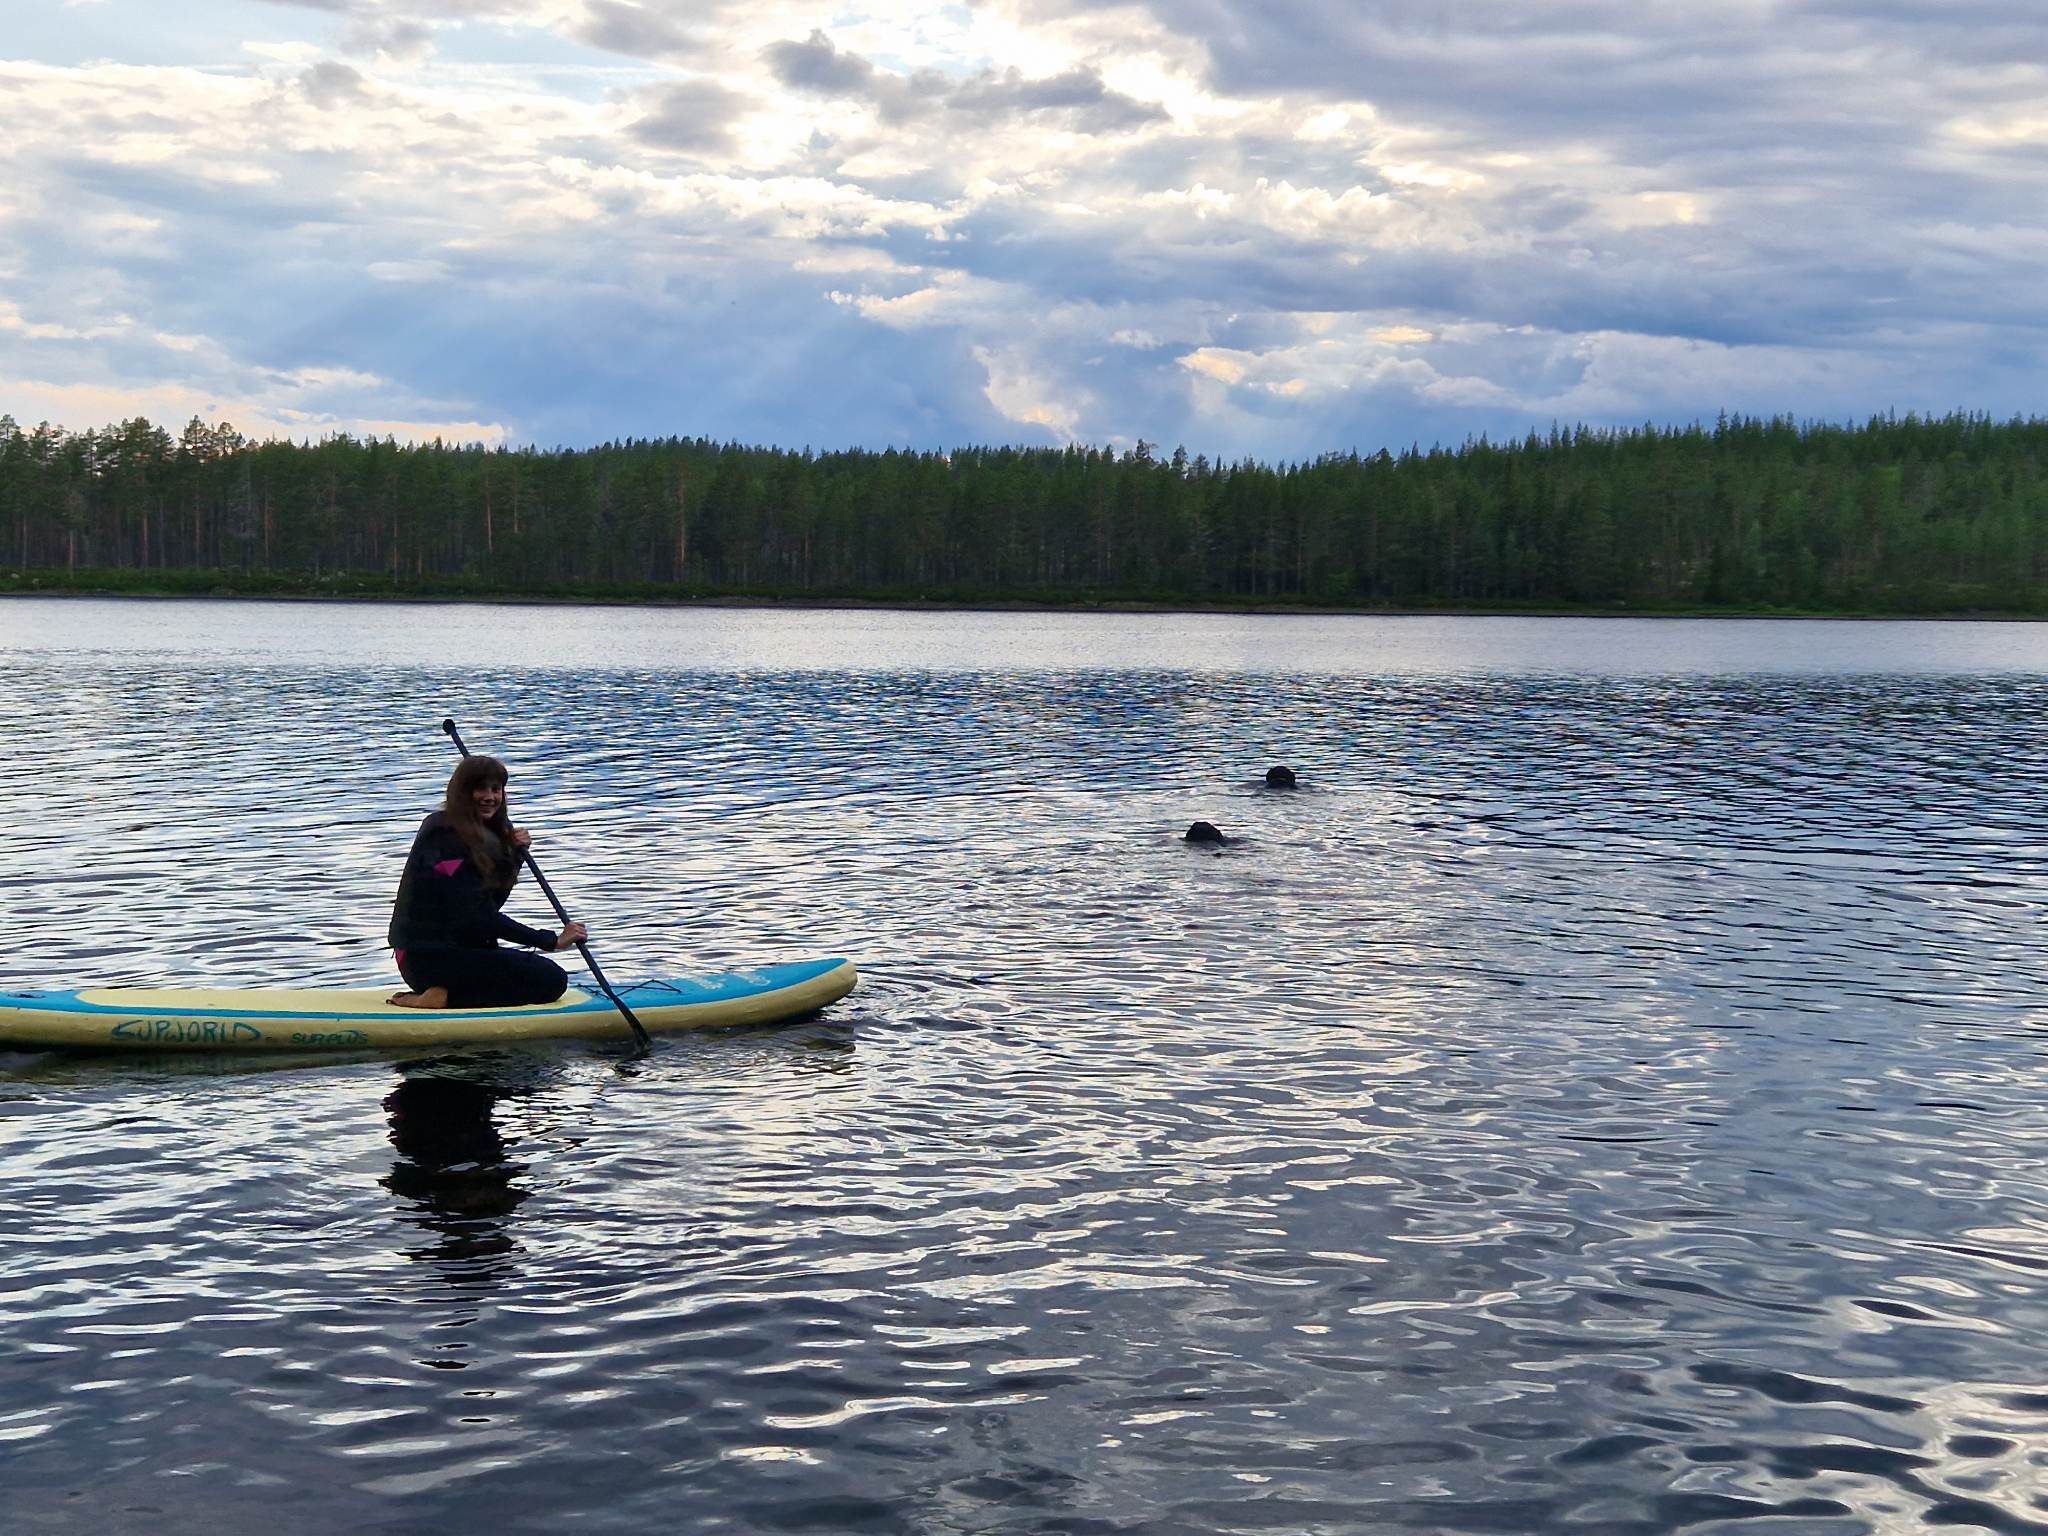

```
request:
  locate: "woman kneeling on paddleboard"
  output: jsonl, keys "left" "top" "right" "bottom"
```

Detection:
{"left": 387, "top": 755, "right": 586, "bottom": 1009}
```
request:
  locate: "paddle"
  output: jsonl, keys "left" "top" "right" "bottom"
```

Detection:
{"left": 441, "top": 717, "right": 653, "bottom": 1054}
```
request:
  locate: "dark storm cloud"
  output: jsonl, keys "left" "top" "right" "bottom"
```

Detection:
{"left": 767, "top": 30, "right": 1165, "bottom": 132}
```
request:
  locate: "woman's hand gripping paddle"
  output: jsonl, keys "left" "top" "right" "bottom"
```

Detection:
{"left": 442, "top": 718, "right": 653, "bottom": 1054}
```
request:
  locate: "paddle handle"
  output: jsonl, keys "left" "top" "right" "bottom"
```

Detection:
{"left": 441, "top": 718, "right": 652, "bottom": 1051}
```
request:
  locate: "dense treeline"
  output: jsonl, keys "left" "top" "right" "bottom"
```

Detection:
{"left": 5, "top": 410, "right": 2048, "bottom": 610}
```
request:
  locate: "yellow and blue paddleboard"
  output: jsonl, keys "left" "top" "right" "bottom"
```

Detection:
{"left": 0, "top": 957, "right": 857, "bottom": 1050}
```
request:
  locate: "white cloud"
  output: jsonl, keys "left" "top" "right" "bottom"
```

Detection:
{"left": 244, "top": 40, "right": 325, "bottom": 66}
{"left": 1180, "top": 349, "right": 1245, "bottom": 386}
{"left": 1944, "top": 108, "right": 2048, "bottom": 148}
{"left": 1542, "top": 330, "right": 1859, "bottom": 418}
{"left": 0, "top": 374, "right": 507, "bottom": 446}
{"left": 793, "top": 246, "right": 911, "bottom": 274}
{"left": 0, "top": 301, "right": 127, "bottom": 343}
{"left": 974, "top": 343, "right": 1083, "bottom": 440}
{"left": 1178, "top": 321, "right": 1450, "bottom": 404}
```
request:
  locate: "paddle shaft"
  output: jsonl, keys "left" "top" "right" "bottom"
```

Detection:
{"left": 441, "top": 718, "right": 652, "bottom": 1051}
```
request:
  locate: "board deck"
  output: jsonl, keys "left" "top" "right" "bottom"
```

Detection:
{"left": 0, "top": 957, "right": 857, "bottom": 1050}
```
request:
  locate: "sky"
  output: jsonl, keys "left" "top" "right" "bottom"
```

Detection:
{"left": 3, "top": 1, "right": 2045, "bottom": 462}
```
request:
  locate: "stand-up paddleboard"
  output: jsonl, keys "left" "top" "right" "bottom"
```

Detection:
{"left": 0, "top": 957, "right": 856, "bottom": 1051}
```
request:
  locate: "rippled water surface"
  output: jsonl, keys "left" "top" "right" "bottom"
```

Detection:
{"left": 4, "top": 598, "right": 2048, "bottom": 1535}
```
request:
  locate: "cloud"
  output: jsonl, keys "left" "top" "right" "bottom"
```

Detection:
{"left": 300, "top": 59, "right": 368, "bottom": 108}
{"left": 767, "top": 30, "right": 1166, "bottom": 132}
{"left": 340, "top": 17, "right": 436, "bottom": 61}
{"left": 571, "top": 0, "right": 712, "bottom": 61}
{"left": 4, "top": 1, "right": 2047, "bottom": 467}
{"left": 973, "top": 342, "right": 1084, "bottom": 440}
{"left": 950, "top": 65, "right": 1167, "bottom": 132}
{"left": 254, "top": 0, "right": 563, "bottom": 18}
{"left": 764, "top": 30, "right": 877, "bottom": 96}
{"left": 0, "top": 315, "right": 512, "bottom": 447}
{"left": 627, "top": 79, "right": 752, "bottom": 154}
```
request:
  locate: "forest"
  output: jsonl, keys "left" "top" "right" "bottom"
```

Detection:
{"left": 4, "top": 409, "right": 2047, "bottom": 612}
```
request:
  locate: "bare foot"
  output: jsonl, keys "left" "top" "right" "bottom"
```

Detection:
{"left": 387, "top": 987, "right": 450, "bottom": 1009}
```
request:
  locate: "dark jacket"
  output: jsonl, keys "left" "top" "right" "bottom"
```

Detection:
{"left": 388, "top": 813, "right": 556, "bottom": 954}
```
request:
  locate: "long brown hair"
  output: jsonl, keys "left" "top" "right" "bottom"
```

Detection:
{"left": 442, "top": 754, "right": 520, "bottom": 891}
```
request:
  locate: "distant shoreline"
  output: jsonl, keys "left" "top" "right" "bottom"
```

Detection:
{"left": 13, "top": 413, "right": 2047, "bottom": 620}
{"left": 4, "top": 574, "right": 2044, "bottom": 622}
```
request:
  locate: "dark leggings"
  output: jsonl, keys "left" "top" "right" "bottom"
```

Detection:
{"left": 398, "top": 946, "right": 568, "bottom": 1008}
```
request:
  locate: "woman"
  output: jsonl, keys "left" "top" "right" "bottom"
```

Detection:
{"left": 387, "top": 755, "right": 586, "bottom": 1009}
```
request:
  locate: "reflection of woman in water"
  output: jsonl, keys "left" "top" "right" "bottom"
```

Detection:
{"left": 387, "top": 755, "right": 585, "bottom": 1010}
{"left": 383, "top": 1073, "right": 529, "bottom": 1274}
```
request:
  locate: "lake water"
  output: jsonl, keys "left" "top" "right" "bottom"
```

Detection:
{"left": 3, "top": 598, "right": 2047, "bottom": 1535}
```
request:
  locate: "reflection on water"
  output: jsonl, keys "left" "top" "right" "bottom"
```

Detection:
{"left": 4, "top": 603, "right": 2048, "bottom": 1535}
{"left": 383, "top": 1069, "right": 529, "bottom": 1281}
{"left": 11, "top": 596, "right": 2048, "bottom": 674}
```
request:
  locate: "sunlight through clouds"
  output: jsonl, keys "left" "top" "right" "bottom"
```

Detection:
{"left": 972, "top": 343, "right": 1085, "bottom": 441}
{"left": 3, "top": 2, "right": 2046, "bottom": 457}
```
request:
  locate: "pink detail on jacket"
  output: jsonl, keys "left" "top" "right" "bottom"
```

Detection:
{"left": 432, "top": 858, "right": 464, "bottom": 877}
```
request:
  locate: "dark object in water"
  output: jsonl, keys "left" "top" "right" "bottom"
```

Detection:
{"left": 1265, "top": 765, "right": 1297, "bottom": 788}
{"left": 1184, "top": 821, "right": 1227, "bottom": 845}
